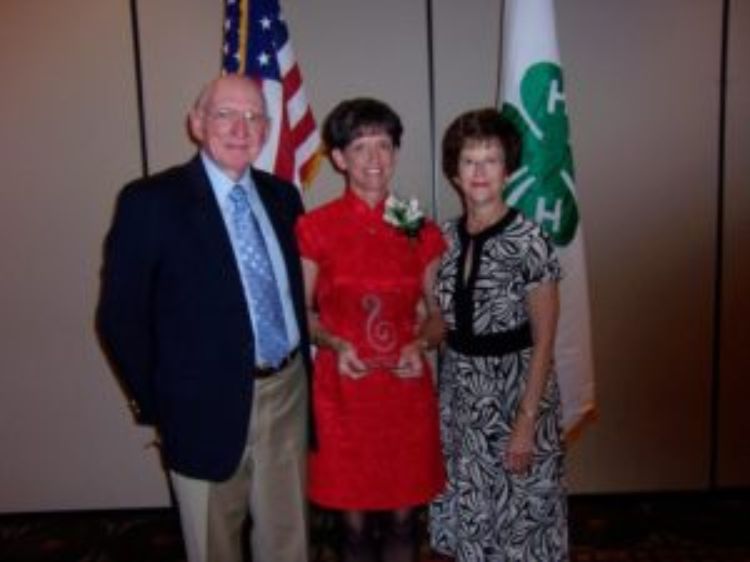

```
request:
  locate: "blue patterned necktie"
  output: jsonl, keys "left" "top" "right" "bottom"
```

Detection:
{"left": 229, "top": 184, "right": 289, "bottom": 367}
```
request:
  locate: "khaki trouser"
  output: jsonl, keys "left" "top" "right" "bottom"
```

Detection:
{"left": 171, "top": 355, "right": 309, "bottom": 562}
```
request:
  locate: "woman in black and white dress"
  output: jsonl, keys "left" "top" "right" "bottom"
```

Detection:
{"left": 429, "top": 108, "right": 567, "bottom": 562}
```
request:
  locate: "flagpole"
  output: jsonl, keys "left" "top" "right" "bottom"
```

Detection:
{"left": 424, "top": 0, "right": 438, "bottom": 220}
{"left": 128, "top": 0, "right": 149, "bottom": 177}
{"left": 709, "top": 0, "right": 730, "bottom": 490}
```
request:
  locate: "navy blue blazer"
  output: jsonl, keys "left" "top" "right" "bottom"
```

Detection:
{"left": 97, "top": 155, "right": 311, "bottom": 481}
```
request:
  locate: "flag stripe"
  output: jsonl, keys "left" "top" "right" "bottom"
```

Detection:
{"left": 287, "top": 87, "right": 309, "bottom": 128}
{"left": 284, "top": 64, "right": 302, "bottom": 94}
{"left": 277, "top": 41, "right": 295, "bottom": 76}
{"left": 293, "top": 110, "right": 316, "bottom": 143}
{"left": 295, "top": 125, "right": 320, "bottom": 162}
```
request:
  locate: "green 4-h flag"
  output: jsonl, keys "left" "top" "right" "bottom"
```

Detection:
{"left": 499, "top": 0, "right": 596, "bottom": 434}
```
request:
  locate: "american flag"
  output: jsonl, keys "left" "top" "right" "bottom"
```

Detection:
{"left": 222, "top": 0, "right": 321, "bottom": 188}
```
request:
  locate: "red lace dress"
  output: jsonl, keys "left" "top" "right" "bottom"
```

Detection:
{"left": 296, "top": 189, "right": 446, "bottom": 510}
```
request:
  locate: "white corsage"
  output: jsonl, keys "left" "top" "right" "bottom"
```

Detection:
{"left": 383, "top": 194, "right": 425, "bottom": 239}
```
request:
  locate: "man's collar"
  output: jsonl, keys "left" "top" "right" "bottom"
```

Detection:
{"left": 200, "top": 151, "right": 250, "bottom": 189}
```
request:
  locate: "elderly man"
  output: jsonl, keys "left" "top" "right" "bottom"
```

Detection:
{"left": 97, "top": 74, "right": 311, "bottom": 562}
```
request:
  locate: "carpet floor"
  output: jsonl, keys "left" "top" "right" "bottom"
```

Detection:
{"left": 1, "top": 492, "right": 748, "bottom": 561}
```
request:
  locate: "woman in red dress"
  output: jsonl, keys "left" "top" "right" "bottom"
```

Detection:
{"left": 295, "top": 98, "right": 445, "bottom": 562}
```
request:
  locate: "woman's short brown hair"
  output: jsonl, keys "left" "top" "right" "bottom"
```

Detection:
{"left": 322, "top": 97, "right": 403, "bottom": 153}
{"left": 442, "top": 108, "right": 522, "bottom": 183}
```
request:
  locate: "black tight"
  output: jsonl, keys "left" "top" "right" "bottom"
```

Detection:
{"left": 340, "top": 511, "right": 376, "bottom": 562}
{"left": 339, "top": 509, "right": 418, "bottom": 562}
{"left": 381, "top": 508, "right": 418, "bottom": 562}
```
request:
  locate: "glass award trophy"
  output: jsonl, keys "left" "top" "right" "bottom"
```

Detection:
{"left": 358, "top": 293, "right": 401, "bottom": 371}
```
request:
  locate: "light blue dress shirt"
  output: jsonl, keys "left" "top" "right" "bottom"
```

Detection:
{"left": 201, "top": 152, "right": 300, "bottom": 353}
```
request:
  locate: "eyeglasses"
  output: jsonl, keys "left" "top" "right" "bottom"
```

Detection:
{"left": 207, "top": 107, "right": 269, "bottom": 129}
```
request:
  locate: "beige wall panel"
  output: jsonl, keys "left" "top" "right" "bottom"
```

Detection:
{"left": 0, "top": 1, "right": 169, "bottom": 511}
{"left": 427, "top": 0, "right": 722, "bottom": 493}
{"left": 137, "top": 0, "right": 224, "bottom": 172}
{"left": 718, "top": 0, "right": 750, "bottom": 486}
{"left": 431, "top": 0, "right": 502, "bottom": 222}
{"left": 559, "top": 1, "right": 721, "bottom": 492}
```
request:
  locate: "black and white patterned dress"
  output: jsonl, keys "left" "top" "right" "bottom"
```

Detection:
{"left": 429, "top": 209, "right": 568, "bottom": 562}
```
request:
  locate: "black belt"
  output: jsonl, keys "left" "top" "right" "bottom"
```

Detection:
{"left": 254, "top": 347, "right": 299, "bottom": 379}
{"left": 446, "top": 323, "right": 532, "bottom": 357}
